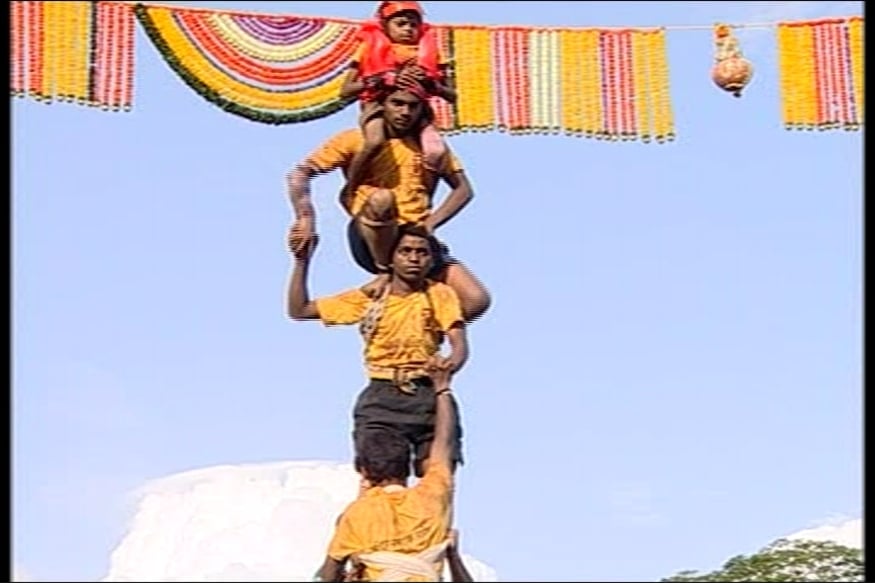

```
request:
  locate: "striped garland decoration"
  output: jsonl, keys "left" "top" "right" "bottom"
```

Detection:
{"left": 134, "top": 3, "right": 359, "bottom": 124}
{"left": 488, "top": 27, "right": 674, "bottom": 141}
{"left": 10, "top": 1, "right": 135, "bottom": 110}
{"left": 777, "top": 16, "right": 864, "bottom": 130}
{"left": 11, "top": 2, "right": 860, "bottom": 141}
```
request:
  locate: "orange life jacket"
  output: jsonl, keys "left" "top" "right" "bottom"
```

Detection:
{"left": 355, "top": 20, "right": 442, "bottom": 92}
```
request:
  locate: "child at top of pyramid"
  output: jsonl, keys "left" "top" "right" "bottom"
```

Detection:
{"left": 339, "top": 1, "right": 456, "bottom": 203}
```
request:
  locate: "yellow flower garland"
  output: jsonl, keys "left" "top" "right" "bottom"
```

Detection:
{"left": 454, "top": 27, "right": 494, "bottom": 131}
{"left": 632, "top": 30, "right": 652, "bottom": 142}
{"left": 848, "top": 17, "right": 864, "bottom": 126}
{"left": 559, "top": 29, "right": 583, "bottom": 135}
{"left": 581, "top": 29, "right": 601, "bottom": 138}
{"left": 649, "top": 29, "right": 674, "bottom": 141}
{"left": 18, "top": 1, "right": 862, "bottom": 137}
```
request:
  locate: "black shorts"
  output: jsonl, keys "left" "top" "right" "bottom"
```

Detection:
{"left": 352, "top": 378, "right": 464, "bottom": 477}
{"left": 347, "top": 218, "right": 453, "bottom": 278}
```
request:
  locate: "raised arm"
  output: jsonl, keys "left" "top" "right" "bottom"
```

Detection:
{"left": 287, "top": 162, "right": 318, "bottom": 223}
{"left": 315, "top": 556, "right": 346, "bottom": 582}
{"left": 423, "top": 169, "right": 473, "bottom": 233}
{"left": 431, "top": 64, "right": 457, "bottom": 104}
{"left": 426, "top": 364, "right": 458, "bottom": 471}
{"left": 444, "top": 323, "right": 469, "bottom": 373}
{"left": 287, "top": 132, "right": 353, "bottom": 254}
{"left": 286, "top": 230, "right": 321, "bottom": 321}
{"left": 340, "top": 68, "right": 367, "bottom": 101}
{"left": 446, "top": 530, "right": 474, "bottom": 582}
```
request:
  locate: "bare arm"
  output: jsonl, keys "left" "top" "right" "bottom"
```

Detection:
{"left": 315, "top": 556, "right": 346, "bottom": 582}
{"left": 423, "top": 170, "right": 473, "bottom": 233}
{"left": 287, "top": 162, "right": 319, "bottom": 222}
{"left": 446, "top": 531, "right": 474, "bottom": 582}
{"left": 445, "top": 324, "right": 469, "bottom": 373}
{"left": 340, "top": 68, "right": 366, "bottom": 100}
{"left": 427, "top": 366, "right": 458, "bottom": 471}
{"left": 286, "top": 237, "right": 321, "bottom": 321}
{"left": 431, "top": 66, "right": 457, "bottom": 103}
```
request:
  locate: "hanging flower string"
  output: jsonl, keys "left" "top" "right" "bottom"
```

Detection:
{"left": 777, "top": 17, "right": 862, "bottom": 131}
{"left": 559, "top": 29, "right": 581, "bottom": 135}
{"left": 10, "top": 1, "right": 25, "bottom": 97}
{"left": 8, "top": 2, "right": 862, "bottom": 138}
{"left": 10, "top": 1, "right": 134, "bottom": 110}
{"left": 847, "top": 16, "right": 863, "bottom": 127}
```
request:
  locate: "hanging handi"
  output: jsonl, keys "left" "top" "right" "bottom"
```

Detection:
{"left": 10, "top": 1, "right": 135, "bottom": 110}
{"left": 711, "top": 24, "right": 754, "bottom": 97}
{"left": 134, "top": 3, "right": 359, "bottom": 124}
{"left": 777, "top": 17, "right": 863, "bottom": 131}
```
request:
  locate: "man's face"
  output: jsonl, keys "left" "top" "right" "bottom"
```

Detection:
{"left": 392, "top": 234, "right": 433, "bottom": 282}
{"left": 383, "top": 90, "right": 424, "bottom": 134}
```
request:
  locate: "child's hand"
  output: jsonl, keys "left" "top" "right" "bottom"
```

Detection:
{"left": 396, "top": 67, "right": 423, "bottom": 89}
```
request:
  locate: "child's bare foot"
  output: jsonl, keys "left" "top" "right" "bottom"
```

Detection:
{"left": 360, "top": 272, "right": 391, "bottom": 299}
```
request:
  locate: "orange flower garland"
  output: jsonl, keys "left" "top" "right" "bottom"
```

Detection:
{"left": 777, "top": 17, "right": 862, "bottom": 131}
{"left": 9, "top": 2, "right": 860, "bottom": 139}
{"left": 9, "top": 1, "right": 134, "bottom": 110}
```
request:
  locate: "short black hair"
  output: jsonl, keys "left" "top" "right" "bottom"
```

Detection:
{"left": 354, "top": 429, "right": 411, "bottom": 483}
{"left": 391, "top": 222, "right": 433, "bottom": 254}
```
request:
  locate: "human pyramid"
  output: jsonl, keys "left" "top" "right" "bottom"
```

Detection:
{"left": 285, "top": 2, "right": 491, "bottom": 581}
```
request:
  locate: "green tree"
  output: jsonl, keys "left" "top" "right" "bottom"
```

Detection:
{"left": 662, "top": 538, "right": 864, "bottom": 582}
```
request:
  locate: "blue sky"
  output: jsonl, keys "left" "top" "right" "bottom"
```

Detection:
{"left": 12, "top": 1, "right": 863, "bottom": 581}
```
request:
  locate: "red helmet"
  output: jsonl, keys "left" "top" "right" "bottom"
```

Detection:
{"left": 376, "top": 1, "right": 425, "bottom": 20}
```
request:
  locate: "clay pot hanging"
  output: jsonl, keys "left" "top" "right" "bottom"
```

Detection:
{"left": 711, "top": 24, "right": 754, "bottom": 97}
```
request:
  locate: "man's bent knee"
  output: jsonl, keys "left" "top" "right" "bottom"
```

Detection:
{"left": 361, "top": 189, "right": 397, "bottom": 222}
{"left": 463, "top": 288, "right": 492, "bottom": 322}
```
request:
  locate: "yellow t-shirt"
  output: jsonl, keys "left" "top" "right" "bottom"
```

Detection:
{"left": 305, "top": 128, "right": 464, "bottom": 225}
{"left": 328, "top": 462, "right": 453, "bottom": 582}
{"left": 315, "top": 281, "right": 463, "bottom": 379}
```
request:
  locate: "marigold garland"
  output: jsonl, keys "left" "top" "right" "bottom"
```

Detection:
{"left": 135, "top": 4, "right": 356, "bottom": 124}
{"left": 9, "top": 1, "right": 134, "bottom": 110}
{"left": 777, "top": 17, "right": 863, "bottom": 131}
{"left": 559, "top": 29, "right": 584, "bottom": 136}
{"left": 453, "top": 26, "right": 494, "bottom": 132}
{"left": 9, "top": 2, "right": 862, "bottom": 140}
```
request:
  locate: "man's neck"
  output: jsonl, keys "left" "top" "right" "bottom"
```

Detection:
{"left": 371, "top": 478, "right": 407, "bottom": 490}
{"left": 390, "top": 275, "right": 427, "bottom": 296}
{"left": 383, "top": 123, "right": 415, "bottom": 141}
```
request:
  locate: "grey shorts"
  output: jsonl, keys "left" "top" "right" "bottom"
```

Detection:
{"left": 352, "top": 378, "right": 464, "bottom": 477}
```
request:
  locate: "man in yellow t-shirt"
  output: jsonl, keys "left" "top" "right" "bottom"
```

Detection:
{"left": 287, "top": 223, "right": 468, "bottom": 479}
{"left": 313, "top": 356, "right": 466, "bottom": 582}
{"left": 286, "top": 85, "right": 491, "bottom": 324}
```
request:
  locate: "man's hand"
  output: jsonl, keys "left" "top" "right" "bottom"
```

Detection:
{"left": 289, "top": 217, "right": 317, "bottom": 258}
{"left": 420, "top": 217, "right": 436, "bottom": 236}
{"left": 288, "top": 221, "right": 319, "bottom": 261}
{"left": 360, "top": 272, "right": 391, "bottom": 299}
{"left": 430, "top": 353, "right": 464, "bottom": 374}
{"left": 426, "top": 354, "right": 456, "bottom": 388}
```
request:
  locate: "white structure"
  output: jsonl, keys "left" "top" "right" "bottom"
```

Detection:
{"left": 102, "top": 461, "right": 498, "bottom": 582}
